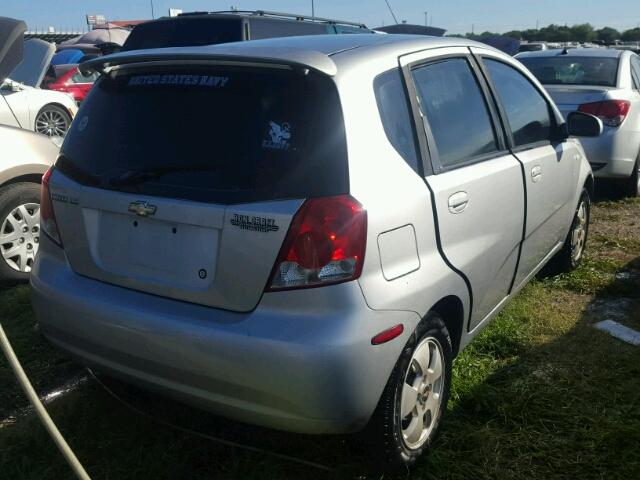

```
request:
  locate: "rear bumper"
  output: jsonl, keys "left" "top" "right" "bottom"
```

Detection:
{"left": 579, "top": 127, "right": 640, "bottom": 178}
{"left": 30, "top": 236, "right": 418, "bottom": 434}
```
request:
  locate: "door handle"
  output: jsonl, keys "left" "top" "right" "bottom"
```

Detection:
{"left": 531, "top": 165, "right": 543, "bottom": 183}
{"left": 448, "top": 191, "right": 469, "bottom": 214}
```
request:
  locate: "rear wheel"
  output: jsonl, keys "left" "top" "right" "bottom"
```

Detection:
{"left": 622, "top": 156, "right": 639, "bottom": 198}
{"left": 363, "top": 312, "right": 452, "bottom": 473}
{"left": 0, "top": 183, "right": 41, "bottom": 284}
{"left": 35, "top": 104, "right": 71, "bottom": 137}
{"left": 546, "top": 188, "right": 590, "bottom": 275}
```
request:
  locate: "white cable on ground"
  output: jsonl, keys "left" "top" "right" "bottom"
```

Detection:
{"left": 0, "top": 322, "right": 91, "bottom": 480}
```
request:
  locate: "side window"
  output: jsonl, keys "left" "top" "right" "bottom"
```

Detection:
{"left": 248, "top": 18, "right": 327, "bottom": 39}
{"left": 373, "top": 69, "right": 419, "bottom": 172}
{"left": 484, "top": 59, "right": 552, "bottom": 147}
{"left": 411, "top": 58, "right": 499, "bottom": 170}
{"left": 71, "top": 71, "right": 99, "bottom": 84}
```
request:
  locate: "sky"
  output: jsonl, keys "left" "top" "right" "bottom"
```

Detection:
{"left": 5, "top": 0, "right": 640, "bottom": 34}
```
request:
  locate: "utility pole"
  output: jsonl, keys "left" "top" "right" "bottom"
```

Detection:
{"left": 311, "top": 0, "right": 315, "bottom": 19}
{"left": 150, "top": 0, "right": 155, "bottom": 19}
{"left": 424, "top": 11, "right": 428, "bottom": 26}
{"left": 472, "top": 23, "right": 475, "bottom": 35}
{"left": 536, "top": 18, "right": 539, "bottom": 29}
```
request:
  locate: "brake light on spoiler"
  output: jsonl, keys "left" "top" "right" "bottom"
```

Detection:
{"left": 267, "top": 195, "right": 367, "bottom": 291}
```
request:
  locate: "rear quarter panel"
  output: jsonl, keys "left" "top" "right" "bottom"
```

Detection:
{"left": 333, "top": 51, "right": 470, "bottom": 334}
{"left": 0, "top": 125, "right": 58, "bottom": 186}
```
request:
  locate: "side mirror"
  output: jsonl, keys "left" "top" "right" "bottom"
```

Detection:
{"left": 566, "top": 111, "right": 603, "bottom": 137}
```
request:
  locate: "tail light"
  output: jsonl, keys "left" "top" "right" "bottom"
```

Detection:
{"left": 41, "top": 167, "right": 62, "bottom": 246}
{"left": 267, "top": 195, "right": 367, "bottom": 291}
{"left": 578, "top": 100, "right": 630, "bottom": 127}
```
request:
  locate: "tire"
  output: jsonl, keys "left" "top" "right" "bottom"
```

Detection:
{"left": 546, "top": 188, "right": 590, "bottom": 275}
{"left": 622, "top": 156, "right": 639, "bottom": 198}
{"left": 34, "top": 104, "right": 71, "bottom": 137}
{"left": 363, "top": 312, "right": 453, "bottom": 474}
{"left": 0, "top": 183, "right": 41, "bottom": 285}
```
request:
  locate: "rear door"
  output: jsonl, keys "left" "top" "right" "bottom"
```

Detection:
{"left": 476, "top": 50, "right": 578, "bottom": 288}
{"left": 50, "top": 64, "right": 349, "bottom": 311}
{"left": 401, "top": 48, "right": 525, "bottom": 331}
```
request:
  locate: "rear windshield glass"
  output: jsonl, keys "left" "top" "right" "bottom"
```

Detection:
{"left": 519, "top": 56, "right": 619, "bottom": 87}
{"left": 122, "top": 18, "right": 243, "bottom": 51}
{"left": 58, "top": 66, "right": 348, "bottom": 204}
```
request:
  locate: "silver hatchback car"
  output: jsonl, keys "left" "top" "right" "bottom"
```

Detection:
{"left": 31, "top": 35, "right": 600, "bottom": 470}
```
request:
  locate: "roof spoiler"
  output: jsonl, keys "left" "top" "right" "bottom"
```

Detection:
{"left": 79, "top": 46, "right": 338, "bottom": 76}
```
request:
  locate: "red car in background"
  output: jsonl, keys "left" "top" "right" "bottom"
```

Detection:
{"left": 43, "top": 64, "right": 99, "bottom": 103}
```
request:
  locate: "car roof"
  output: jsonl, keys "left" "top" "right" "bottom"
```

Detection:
{"left": 207, "top": 33, "right": 486, "bottom": 56}
{"left": 83, "top": 34, "right": 497, "bottom": 77}
{"left": 517, "top": 47, "right": 623, "bottom": 59}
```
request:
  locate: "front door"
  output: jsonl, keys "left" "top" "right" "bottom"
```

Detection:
{"left": 476, "top": 51, "right": 578, "bottom": 288}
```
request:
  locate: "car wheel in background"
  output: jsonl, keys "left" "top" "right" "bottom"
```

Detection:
{"left": 622, "top": 156, "right": 639, "bottom": 198}
{"left": 34, "top": 104, "right": 71, "bottom": 137}
{"left": 547, "top": 188, "right": 591, "bottom": 275}
{"left": 0, "top": 183, "right": 41, "bottom": 284}
{"left": 363, "top": 311, "right": 453, "bottom": 472}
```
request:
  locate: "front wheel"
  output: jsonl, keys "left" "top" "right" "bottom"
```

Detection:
{"left": 35, "top": 104, "right": 71, "bottom": 137}
{"left": 363, "top": 312, "right": 453, "bottom": 473}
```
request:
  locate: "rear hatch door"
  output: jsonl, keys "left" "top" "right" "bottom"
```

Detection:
{"left": 51, "top": 63, "right": 348, "bottom": 311}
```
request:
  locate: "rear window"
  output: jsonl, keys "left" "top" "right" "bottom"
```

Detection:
{"left": 122, "top": 17, "right": 243, "bottom": 51}
{"left": 58, "top": 66, "right": 348, "bottom": 204}
{"left": 519, "top": 56, "right": 619, "bottom": 87}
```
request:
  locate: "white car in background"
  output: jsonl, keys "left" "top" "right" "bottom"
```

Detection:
{"left": 518, "top": 48, "right": 640, "bottom": 196}
{"left": 0, "top": 38, "right": 77, "bottom": 137}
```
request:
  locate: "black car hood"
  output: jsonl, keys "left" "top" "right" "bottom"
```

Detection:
{"left": 0, "top": 16, "right": 26, "bottom": 84}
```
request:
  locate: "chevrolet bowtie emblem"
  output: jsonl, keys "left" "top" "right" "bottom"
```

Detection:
{"left": 128, "top": 201, "right": 157, "bottom": 217}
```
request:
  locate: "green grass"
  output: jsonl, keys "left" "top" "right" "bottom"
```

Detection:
{"left": 1, "top": 196, "right": 639, "bottom": 479}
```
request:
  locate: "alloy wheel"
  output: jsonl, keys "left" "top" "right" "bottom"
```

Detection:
{"left": 0, "top": 203, "right": 40, "bottom": 272}
{"left": 571, "top": 200, "right": 588, "bottom": 264}
{"left": 35, "top": 108, "right": 69, "bottom": 137}
{"left": 400, "top": 336, "right": 445, "bottom": 449}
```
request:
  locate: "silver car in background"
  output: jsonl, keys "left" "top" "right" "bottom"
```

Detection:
{"left": 0, "top": 17, "right": 59, "bottom": 284}
{"left": 31, "top": 34, "right": 600, "bottom": 471}
{"left": 518, "top": 48, "right": 640, "bottom": 196}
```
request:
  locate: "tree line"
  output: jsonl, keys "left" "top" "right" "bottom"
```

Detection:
{"left": 461, "top": 23, "right": 640, "bottom": 43}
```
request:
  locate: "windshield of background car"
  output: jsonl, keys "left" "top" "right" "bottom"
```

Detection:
{"left": 7, "top": 39, "right": 54, "bottom": 87}
{"left": 121, "top": 17, "right": 244, "bottom": 50}
{"left": 519, "top": 56, "right": 619, "bottom": 86}
{"left": 57, "top": 66, "right": 349, "bottom": 204}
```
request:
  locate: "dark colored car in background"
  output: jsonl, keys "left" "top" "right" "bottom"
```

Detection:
{"left": 43, "top": 64, "right": 98, "bottom": 103}
{"left": 122, "top": 10, "right": 373, "bottom": 51}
